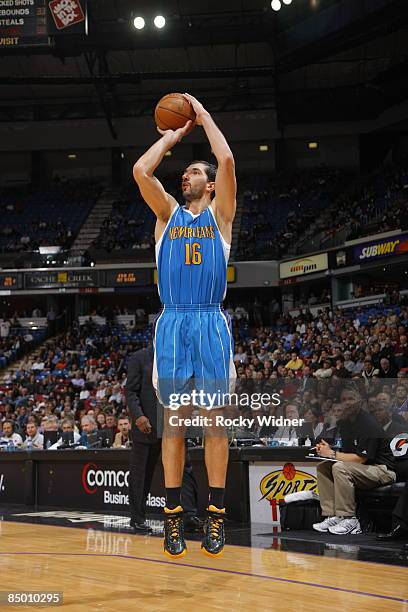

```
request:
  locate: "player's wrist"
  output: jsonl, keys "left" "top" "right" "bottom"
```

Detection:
{"left": 196, "top": 110, "right": 210, "bottom": 124}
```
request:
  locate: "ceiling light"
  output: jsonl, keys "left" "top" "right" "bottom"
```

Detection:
{"left": 271, "top": 0, "right": 281, "bottom": 11}
{"left": 154, "top": 15, "right": 166, "bottom": 29}
{"left": 283, "top": 0, "right": 293, "bottom": 4}
{"left": 133, "top": 17, "right": 145, "bottom": 30}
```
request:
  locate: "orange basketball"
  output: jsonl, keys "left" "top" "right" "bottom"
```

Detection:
{"left": 154, "top": 93, "right": 196, "bottom": 131}
{"left": 283, "top": 463, "right": 296, "bottom": 481}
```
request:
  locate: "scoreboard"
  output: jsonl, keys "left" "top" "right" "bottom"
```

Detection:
{"left": 0, "top": 0, "right": 86, "bottom": 47}
{"left": 0, "top": 0, "right": 48, "bottom": 47}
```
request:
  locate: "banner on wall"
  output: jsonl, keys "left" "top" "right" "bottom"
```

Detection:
{"left": 353, "top": 232, "right": 408, "bottom": 264}
{"left": 279, "top": 253, "right": 328, "bottom": 280}
{"left": 249, "top": 462, "right": 318, "bottom": 524}
{"left": 37, "top": 458, "right": 166, "bottom": 512}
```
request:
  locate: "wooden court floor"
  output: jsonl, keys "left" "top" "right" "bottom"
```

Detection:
{"left": 0, "top": 521, "right": 407, "bottom": 611}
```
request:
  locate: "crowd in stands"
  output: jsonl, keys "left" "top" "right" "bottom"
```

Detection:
{"left": 2, "top": 163, "right": 407, "bottom": 261}
{"left": 237, "top": 164, "right": 408, "bottom": 260}
{"left": 0, "top": 180, "right": 101, "bottom": 253}
{"left": 0, "top": 316, "right": 149, "bottom": 448}
{"left": 0, "top": 302, "right": 407, "bottom": 449}
{"left": 0, "top": 313, "right": 47, "bottom": 371}
{"left": 237, "top": 169, "right": 347, "bottom": 260}
{"left": 91, "top": 188, "right": 155, "bottom": 255}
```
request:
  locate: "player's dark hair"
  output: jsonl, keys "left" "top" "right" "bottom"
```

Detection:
{"left": 188, "top": 160, "right": 217, "bottom": 182}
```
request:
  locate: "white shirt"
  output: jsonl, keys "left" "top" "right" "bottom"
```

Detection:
{"left": 0, "top": 321, "right": 11, "bottom": 338}
{"left": 32, "top": 361, "right": 45, "bottom": 371}
{"left": 0, "top": 433, "right": 23, "bottom": 446}
{"left": 22, "top": 432, "right": 44, "bottom": 449}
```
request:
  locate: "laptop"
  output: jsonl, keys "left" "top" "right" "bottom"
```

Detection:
{"left": 296, "top": 422, "right": 315, "bottom": 445}
{"left": 43, "top": 431, "right": 59, "bottom": 449}
{"left": 97, "top": 429, "right": 113, "bottom": 448}
{"left": 61, "top": 431, "right": 74, "bottom": 447}
{"left": 86, "top": 432, "right": 99, "bottom": 448}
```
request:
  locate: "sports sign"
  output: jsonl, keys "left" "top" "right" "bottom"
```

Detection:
{"left": 249, "top": 461, "right": 318, "bottom": 524}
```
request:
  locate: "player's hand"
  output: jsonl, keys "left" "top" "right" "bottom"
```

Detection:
{"left": 183, "top": 93, "right": 209, "bottom": 125}
{"left": 136, "top": 415, "right": 152, "bottom": 434}
{"left": 316, "top": 439, "right": 332, "bottom": 458}
{"left": 157, "top": 120, "right": 195, "bottom": 142}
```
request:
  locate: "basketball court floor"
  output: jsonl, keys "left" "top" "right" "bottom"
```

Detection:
{"left": 1, "top": 507, "right": 407, "bottom": 611}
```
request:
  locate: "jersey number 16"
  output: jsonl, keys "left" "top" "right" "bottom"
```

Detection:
{"left": 185, "top": 242, "right": 202, "bottom": 265}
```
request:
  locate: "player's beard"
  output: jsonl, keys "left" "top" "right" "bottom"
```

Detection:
{"left": 183, "top": 183, "right": 206, "bottom": 203}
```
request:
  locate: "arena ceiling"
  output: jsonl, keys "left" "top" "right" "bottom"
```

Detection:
{"left": 0, "top": 0, "right": 408, "bottom": 131}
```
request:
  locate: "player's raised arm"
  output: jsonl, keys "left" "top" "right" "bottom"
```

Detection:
{"left": 133, "top": 121, "right": 194, "bottom": 221}
{"left": 184, "top": 93, "right": 236, "bottom": 224}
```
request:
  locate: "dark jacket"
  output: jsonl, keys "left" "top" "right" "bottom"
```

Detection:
{"left": 339, "top": 409, "right": 395, "bottom": 470}
{"left": 125, "top": 347, "right": 162, "bottom": 444}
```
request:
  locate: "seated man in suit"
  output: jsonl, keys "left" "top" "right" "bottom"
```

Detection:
{"left": 126, "top": 344, "right": 200, "bottom": 533}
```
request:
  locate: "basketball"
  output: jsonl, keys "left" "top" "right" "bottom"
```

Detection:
{"left": 154, "top": 93, "right": 196, "bottom": 131}
{"left": 283, "top": 463, "right": 296, "bottom": 481}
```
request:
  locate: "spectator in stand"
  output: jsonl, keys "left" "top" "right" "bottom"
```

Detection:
{"left": 314, "top": 360, "right": 333, "bottom": 379}
{"left": 105, "top": 413, "right": 118, "bottom": 437}
{"left": 320, "top": 403, "right": 343, "bottom": 441}
{"left": 333, "top": 357, "right": 350, "bottom": 379}
{"left": 96, "top": 413, "right": 107, "bottom": 429}
{"left": 31, "top": 357, "right": 45, "bottom": 371}
{"left": 71, "top": 371, "right": 85, "bottom": 388}
{"left": 86, "top": 366, "right": 101, "bottom": 384}
{"left": 49, "top": 419, "right": 81, "bottom": 449}
{"left": 362, "top": 358, "right": 379, "bottom": 383}
{"left": 0, "top": 420, "right": 23, "bottom": 446}
{"left": 79, "top": 415, "right": 98, "bottom": 446}
{"left": 22, "top": 421, "right": 44, "bottom": 449}
{"left": 43, "top": 416, "right": 59, "bottom": 432}
{"left": 303, "top": 406, "right": 324, "bottom": 438}
{"left": 286, "top": 351, "right": 304, "bottom": 372}
{"left": 391, "top": 386, "right": 408, "bottom": 417}
{"left": 379, "top": 357, "right": 398, "bottom": 379}
{"left": 113, "top": 416, "right": 132, "bottom": 448}
{"left": 372, "top": 393, "right": 406, "bottom": 437}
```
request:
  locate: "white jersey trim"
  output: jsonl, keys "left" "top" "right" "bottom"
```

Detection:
{"left": 208, "top": 204, "right": 231, "bottom": 264}
{"left": 155, "top": 204, "right": 179, "bottom": 263}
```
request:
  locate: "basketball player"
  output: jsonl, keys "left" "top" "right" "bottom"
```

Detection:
{"left": 133, "top": 93, "right": 236, "bottom": 558}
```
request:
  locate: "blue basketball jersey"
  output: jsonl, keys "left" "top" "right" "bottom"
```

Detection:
{"left": 156, "top": 204, "right": 230, "bottom": 305}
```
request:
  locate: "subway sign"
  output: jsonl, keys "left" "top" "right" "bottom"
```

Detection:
{"left": 353, "top": 233, "right": 408, "bottom": 264}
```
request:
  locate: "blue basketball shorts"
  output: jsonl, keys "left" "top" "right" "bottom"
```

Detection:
{"left": 153, "top": 304, "right": 236, "bottom": 409}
